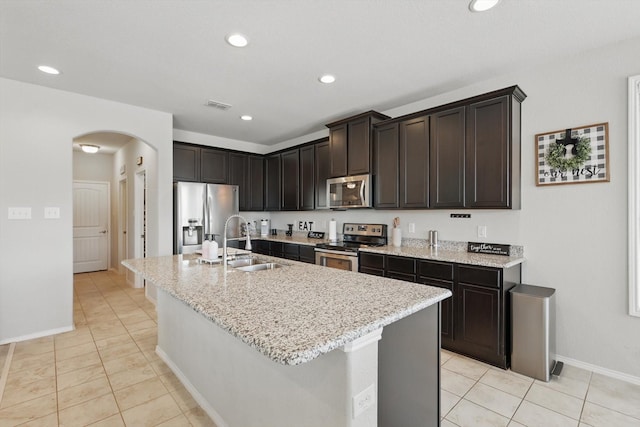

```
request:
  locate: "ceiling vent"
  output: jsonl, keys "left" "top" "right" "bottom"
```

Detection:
{"left": 205, "top": 99, "right": 232, "bottom": 111}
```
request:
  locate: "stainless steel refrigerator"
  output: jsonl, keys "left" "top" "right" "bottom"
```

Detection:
{"left": 174, "top": 182, "right": 240, "bottom": 254}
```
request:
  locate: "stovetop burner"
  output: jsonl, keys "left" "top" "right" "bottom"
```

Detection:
{"left": 315, "top": 223, "right": 388, "bottom": 252}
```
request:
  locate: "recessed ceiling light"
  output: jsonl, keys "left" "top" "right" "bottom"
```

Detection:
{"left": 80, "top": 144, "right": 100, "bottom": 154}
{"left": 319, "top": 74, "right": 336, "bottom": 84}
{"left": 38, "top": 65, "right": 61, "bottom": 75}
{"left": 240, "top": 115, "right": 253, "bottom": 121}
{"left": 469, "top": 0, "right": 501, "bottom": 12}
{"left": 226, "top": 33, "right": 249, "bottom": 48}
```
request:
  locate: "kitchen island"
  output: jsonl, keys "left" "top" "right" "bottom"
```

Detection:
{"left": 123, "top": 254, "right": 451, "bottom": 427}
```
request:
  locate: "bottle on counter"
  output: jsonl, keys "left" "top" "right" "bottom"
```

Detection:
{"left": 202, "top": 235, "right": 212, "bottom": 260}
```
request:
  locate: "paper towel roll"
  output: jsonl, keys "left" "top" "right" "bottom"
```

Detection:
{"left": 328, "top": 219, "right": 337, "bottom": 242}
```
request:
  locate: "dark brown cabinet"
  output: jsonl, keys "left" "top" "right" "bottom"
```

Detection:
{"left": 315, "top": 139, "right": 331, "bottom": 209}
{"left": 173, "top": 144, "right": 200, "bottom": 182}
{"left": 466, "top": 89, "right": 524, "bottom": 209}
{"left": 228, "top": 153, "right": 248, "bottom": 210}
{"left": 399, "top": 116, "right": 430, "bottom": 208}
{"left": 373, "top": 123, "right": 399, "bottom": 208}
{"left": 386, "top": 256, "right": 416, "bottom": 282}
{"left": 299, "top": 145, "right": 315, "bottom": 210}
{"left": 326, "top": 111, "right": 389, "bottom": 178}
{"left": 430, "top": 107, "right": 465, "bottom": 208}
{"left": 359, "top": 252, "right": 385, "bottom": 277}
{"left": 281, "top": 149, "right": 300, "bottom": 210}
{"left": 265, "top": 154, "right": 281, "bottom": 211}
{"left": 201, "top": 148, "right": 228, "bottom": 184}
{"left": 247, "top": 155, "right": 264, "bottom": 211}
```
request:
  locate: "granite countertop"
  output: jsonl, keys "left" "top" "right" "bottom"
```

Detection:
{"left": 252, "top": 234, "right": 324, "bottom": 246}
{"left": 360, "top": 245, "right": 525, "bottom": 269}
{"left": 122, "top": 254, "right": 450, "bottom": 366}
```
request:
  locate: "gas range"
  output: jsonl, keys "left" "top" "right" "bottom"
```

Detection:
{"left": 315, "top": 222, "right": 388, "bottom": 258}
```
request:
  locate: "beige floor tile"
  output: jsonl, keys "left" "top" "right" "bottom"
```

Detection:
{"left": 170, "top": 386, "right": 199, "bottom": 412}
{"left": 12, "top": 340, "right": 54, "bottom": 359}
{"left": 148, "top": 359, "right": 172, "bottom": 376}
{"left": 120, "top": 394, "right": 182, "bottom": 426}
{"left": 1, "top": 376, "right": 57, "bottom": 409}
{"left": 55, "top": 341, "right": 98, "bottom": 362}
{"left": 525, "top": 382, "right": 584, "bottom": 420}
{"left": 56, "top": 363, "right": 106, "bottom": 391}
{"left": 507, "top": 421, "right": 527, "bottom": 427}
{"left": 441, "top": 420, "right": 459, "bottom": 427}
{"left": 535, "top": 374, "right": 590, "bottom": 400}
{"left": 113, "top": 377, "right": 169, "bottom": 411}
{"left": 465, "top": 382, "right": 522, "bottom": 419}
{"left": 58, "top": 392, "right": 120, "bottom": 426}
{"left": 184, "top": 406, "right": 217, "bottom": 427}
{"left": 441, "top": 367, "right": 477, "bottom": 397}
{"left": 56, "top": 350, "right": 102, "bottom": 375}
{"left": 581, "top": 402, "right": 640, "bottom": 427}
{"left": 155, "top": 414, "right": 192, "bottom": 427}
{"left": 90, "top": 324, "right": 129, "bottom": 341}
{"left": 54, "top": 329, "right": 95, "bottom": 350}
{"left": 87, "top": 414, "right": 125, "bottom": 426}
{"left": 441, "top": 349, "right": 454, "bottom": 365}
{"left": 102, "top": 352, "right": 149, "bottom": 377}
{"left": 158, "top": 371, "right": 185, "bottom": 394}
{"left": 480, "top": 368, "right": 534, "bottom": 398}
{"left": 107, "top": 363, "right": 157, "bottom": 391}
{"left": 446, "top": 399, "right": 510, "bottom": 427}
{"left": 6, "top": 364, "right": 55, "bottom": 388}
{"left": 14, "top": 412, "right": 59, "bottom": 426}
{"left": 98, "top": 342, "right": 141, "bottom": 362}
{"left": 513, "top": 400, "right": 579, "bottom": 427}
{"left": 124, "top": 319, "right": 157, "bottom": 333}
{"left": 129, "top": 327, "right": 156, "bottom": 342}
{"left": 585, "top": 373, "right": 640, "bottom": 419}
{"left": 57, "top": 376, "right": 112, "bottom": 410}
{"left": 559, "top": 364, "right": 592, "bottom": 384}
{"left": 133, "top": 336, "right": 157, "bottom": 353}
{"left": 95, "top": 334, "right": 134, "bottom": 350}
{"left": 441, "top": 389, "right": 461, "bottom": 417}
{"left": 0, "top": 392, "right": 57, "bottom": 426}
{"left": 443, "top": 355, "right": 490, "bottom": 381}
{"left": 8, "top": 352, "right": 55, "bottom": 374}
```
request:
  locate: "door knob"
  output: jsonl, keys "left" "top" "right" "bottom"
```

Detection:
{"left": 100, "top": 230, "right": 107, "bottom": 234}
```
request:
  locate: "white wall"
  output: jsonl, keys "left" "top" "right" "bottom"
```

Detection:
{"left": 0, "top": 78, "right": 173, "bottom": 343}
{"left": 265, "top": 37, "right": 640, "bottom": 379}
{"left": 73, "top": 151, "right": 114, "bottom": 182}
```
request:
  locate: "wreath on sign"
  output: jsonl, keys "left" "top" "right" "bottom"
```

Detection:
{"left": 545, "top": 135, "right": 592, "bottom": 171}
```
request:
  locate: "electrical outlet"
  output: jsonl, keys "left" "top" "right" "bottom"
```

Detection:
{"left": 8, "top": 207, "right": 31, "bottom": 220}
{"left": 478, "top": 225, "right": 487, "bottom": 238}
{"left": 451, "top": 213, "right": 471, "bottom": 218}
{"left": 408, "top": 223, "right": 415, "bottom": 233}
{"left": 352, "top": 384, "right": 376, "bottom": 418}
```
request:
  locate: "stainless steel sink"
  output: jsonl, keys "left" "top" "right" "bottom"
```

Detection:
{"left": 227, "top": 258, "right": 264, "bottom": 268}
{"left": 235, "top": 262, "right": 282, "bottom": 272}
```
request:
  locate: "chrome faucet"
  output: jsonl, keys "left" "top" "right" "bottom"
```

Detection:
{"left": 223, "top": 214, "right": 252, "bottom": 264}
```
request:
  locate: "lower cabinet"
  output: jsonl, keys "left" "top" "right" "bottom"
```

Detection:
{"left": 360, "top": 252, "right": 520, "bottom": 369}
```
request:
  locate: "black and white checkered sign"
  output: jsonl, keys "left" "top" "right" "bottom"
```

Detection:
{"left": 536, "top": 123, "right": 609, "bottom": 186}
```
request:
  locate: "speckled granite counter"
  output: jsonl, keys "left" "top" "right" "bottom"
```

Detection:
{"left": 122, "top": 254, "right": 450, "bottom": 366}
{"left": 360, "top": 245, "right": 525, "bottom": 269}
{"left": 252, "top": 234, "right": 324, "bottom": 246}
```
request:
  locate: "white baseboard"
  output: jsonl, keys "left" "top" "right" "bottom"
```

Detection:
{"left": 0, "top": 325, "right": 74, "bottom": 345}
{"left": 556, "top": 354, "right": 640, "bottom": 386}
{"left": 155, "top": 346, "right": 229, "bottom": 427}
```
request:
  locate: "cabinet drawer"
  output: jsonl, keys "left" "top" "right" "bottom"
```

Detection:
{"left": 269, "top": 241, "right": 284, "bottom": 257}
{"left": 387, "top": 256, "right": 416, "bottom": 274}
{"left": 458, "top": 265, "right": 501, "bottom": 288}
{"left": 387, "top": 271, "right": 416, "bottom": 283}
{"left": 284, "top": 243, "right": 299, "bottom": 256}
{"left": 299, "top": 245, "right": 316, "bottom": 263}
{"left": 419, "top": 260, "right": 454, "bottom": 281}
{"left": 360, "top": 267, "right": 385, "bottom": 277}
{"left": 360, "top": 252, "right": 385, "bottom": 269}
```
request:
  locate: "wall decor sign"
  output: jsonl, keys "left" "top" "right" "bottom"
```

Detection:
{"left": 535, "top": 122, "right": 610, "bottom": 186}
{"left": 467, "top": 242, "right": 511, "bottom": 256}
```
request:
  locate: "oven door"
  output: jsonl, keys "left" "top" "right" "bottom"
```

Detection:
{"left": 315, "top": 249, "right": 359, "bottom": 272}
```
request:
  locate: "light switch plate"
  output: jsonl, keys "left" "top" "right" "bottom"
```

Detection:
{"left": 44, "top": 207, "right": 60, "bottom": 219}
{"left": 477, "top": 225, "right": 487, "bottom": 238}
{"left": 8, "top": 207, "right": 31, "bottom": 220}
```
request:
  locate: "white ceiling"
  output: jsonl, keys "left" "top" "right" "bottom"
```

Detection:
{"left": 2, "top": 0, "right": 640, "bottom": 149}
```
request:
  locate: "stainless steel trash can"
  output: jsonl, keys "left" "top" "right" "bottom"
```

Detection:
{"left": 510, "top": 284, "right": 559, "bottom": 381}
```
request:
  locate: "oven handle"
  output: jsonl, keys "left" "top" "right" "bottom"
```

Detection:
{"left": 314, "top": 248, "right": 358, "bottom": 258}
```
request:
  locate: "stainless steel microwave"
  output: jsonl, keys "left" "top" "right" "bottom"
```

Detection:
{"left": 327, "top": 174, "right": 371, "bottom": 209}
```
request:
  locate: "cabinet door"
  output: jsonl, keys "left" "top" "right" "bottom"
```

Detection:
{"left": 228, "top": 153, "right": 248, "bottom": 210}
{"left": 201, "top": 148, "right": 228, "bottom": 184}
{"left": 283, "top": 243, "right": 300, "bottom": 261}
{"left": 373, "top": 123, "right": 399, "bottom": 208}
{"left": 399, "top": 116, "right": 429, "bottom": 208}
{"left": 329, "top": 124, "right": 348, "bottom": 177}
{"left": 173, "top": 144, "right": 200, "bottom": 182}
{"left": 430, "top": 107, "right": 465, "bottom": 208}
{"left": 315, "top": 140, "right": 331, "bottom": 209}
{"left": 466, "top": 95, "right": 510, "bottom": 208}
{"left": 419, "top": 277, "right": 454, "bottom": 345}
{"left": 347, "top": 117, "right": 370, "bottom": 175}
{"left": 281, "top": 149, "right": 300, "bottom": 210}
{"left": 265, "top": 154, "right": 281, "bottom": 211}
{"left": 247, "top": 155, "right": 264, "bottom": 211}
{"left": 299, "top": 245, "right": 316, "bottom": 264}
{"left": 300, "top": 145, "right": 315, "bottom": 210}
{"left": 456, "top": 282, "right": 501, "bottom": 358}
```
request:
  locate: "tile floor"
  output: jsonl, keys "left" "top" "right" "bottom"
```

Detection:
{"left": 0, "top": 270, "right": 639, "bottom": 427}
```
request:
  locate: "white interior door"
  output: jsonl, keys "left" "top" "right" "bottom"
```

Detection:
{"left": 118, "top": 178, "right": 128, "bottom": 274}
{"left": 133, "top": 170, "right": 147, "bottom": 288}
{"left": 73, "top": 181, "right": 109, "bottom": 273}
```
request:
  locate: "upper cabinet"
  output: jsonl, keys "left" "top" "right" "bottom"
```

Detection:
{"left": 228, "top": 153, "right": 264, "bottom": 211}
{"left": 200, "top": 148, "right": 228, "bottom": 184}
{"left": 299, "top": 145, "right": 315, "bottom": 210}
{"left": 372, "top": 86, "right": 526, "bottom": 210}
{"left": 281, "top": 148, "right": 300, "bottom": 211}
{"left": 326, "top": 111, "right": 390, "bottom": 178}
{"left": 173, "top": 144, "right": 200, "bottom": 182}
{"left": 265, "top": 154, "right": 281, "bottom": 211}
{"left": 314, "top": 138, "right": 331, "bottom": 209}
